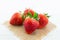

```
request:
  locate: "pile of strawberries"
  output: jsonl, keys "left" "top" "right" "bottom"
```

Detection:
{"left": 10, "top": 9, "right": 50, "bottom": 34}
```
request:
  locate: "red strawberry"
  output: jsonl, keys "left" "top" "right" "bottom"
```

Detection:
{"left": 10, "top": 12, "right": 23, "bottom": 25}
{"left": 24, "top": 17, "right": 39, "bottom": 34}
{"left": 38, "top": 14, "right": 49, "bottom": 29}
{"left": 24, "top": 9, "right": 34, "bottom": 16}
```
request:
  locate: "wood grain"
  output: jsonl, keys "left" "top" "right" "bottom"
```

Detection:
{"left": 4, "top": 21, "right": 56, "bottom": 40}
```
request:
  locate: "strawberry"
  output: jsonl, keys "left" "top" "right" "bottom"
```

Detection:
{"left": 23, "top": 17, "right": 39, "bottom": 34}
{"left": 24, "top": 9, "right": 34, "bottom": 16}
{"left": 10, "top": 12, "right": 23, "bottom": 26}
{"left": 38, "top": 13, "right": 50, "bottom": 29}
{"left": 22, "top": 11, "right": 39, "bottom": 21}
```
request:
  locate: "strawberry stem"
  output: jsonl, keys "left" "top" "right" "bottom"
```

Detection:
{"left": 47, "top": 16, "right": 50, "bottom": 18}
{"left": 44, "top": 13, "right": 50, "bottom": 18}
{"left": 33, "top": 12, "right": 39, "bottom": 21}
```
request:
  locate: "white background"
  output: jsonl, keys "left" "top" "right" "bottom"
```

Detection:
{"left": 0, "top": 0, "right": 60, "bottom": 40}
